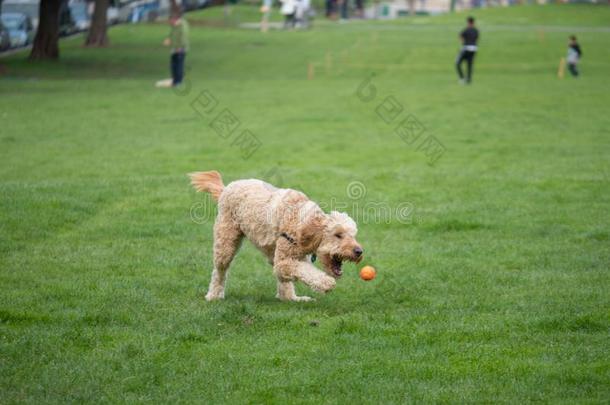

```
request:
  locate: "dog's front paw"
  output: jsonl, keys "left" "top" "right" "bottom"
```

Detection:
{"left": 316, "top": 275, "right": 336, "bottom": 293}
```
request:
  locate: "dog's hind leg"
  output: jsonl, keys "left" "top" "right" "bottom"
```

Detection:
{"left": 206, "top": 215, "right": 243, "bottom": 301}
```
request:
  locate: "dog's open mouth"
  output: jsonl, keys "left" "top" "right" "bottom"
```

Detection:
{"left": 331, "top": 255, "right": 343, "bottom": 277}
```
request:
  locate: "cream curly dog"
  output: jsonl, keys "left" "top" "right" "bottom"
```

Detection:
{"left": 189, "top": 170, "right": 363, "bottom": 302}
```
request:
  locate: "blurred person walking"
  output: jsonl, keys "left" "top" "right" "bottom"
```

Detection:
{"left": 455, "top": 16, "right": 479, "bottom": 84}
{"left": 354, "top": 0, "right": 363, "bottom": 18}
{"left": 567, "top": 35, "right": 582, "bottom": 77}
{"left": 295, "top": 0, "right": 312, "bottom": 28}
{"left": 280, "top": 0, "right": 297, "bottom": 28}
{"left": 326, "top": 0, "right": 337, "bottom": 19}
{"left": 260, "top": 0, "right": 273, "bottom": 32}
{"left": 339, "top": 0, "right": 348, "bottom": 20}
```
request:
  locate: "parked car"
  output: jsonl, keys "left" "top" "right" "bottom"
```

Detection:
{"left": 125, "top": 0, "right": 160, "bottom": 23}
{"left": 1, "top": 12, "right": 34, "bottom": 47}
{"left": 3, "top": 0, "right": 75, "bottom": 34}
{"left": 183, "top": 0, "right": 209, "bottom": 11}
{"left": 0, "top": 21, "right": 11, "bottom": 51}
{"left": 59, "top": 2, "right": 76, "bottom": 35}
{"left": 1, "top": 0, "right": 40, "bottom": 29}
{"left": 107, "top": 6, "right": 119, "bottom": 24}
{"left": 69, "top": 1, "right": 90, "bottom": 31}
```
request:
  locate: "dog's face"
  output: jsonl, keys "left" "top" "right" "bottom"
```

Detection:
{"left": 316, "top": 211, "right": 363, "bottom": 278}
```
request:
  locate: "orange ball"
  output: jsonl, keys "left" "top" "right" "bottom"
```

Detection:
{"left": 359, "top": 265, "right": 376, "bottom": 281}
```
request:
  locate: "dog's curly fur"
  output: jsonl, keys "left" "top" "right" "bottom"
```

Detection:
{"left": 189, "top": 170, "right": 363, "bottom": 302}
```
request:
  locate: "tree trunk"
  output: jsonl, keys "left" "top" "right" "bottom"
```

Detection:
{"left": 29, "top": 0, "right": 61, "bottom": 60}
{"left": 85, "top": 0, "right": 109, "bottom": 47}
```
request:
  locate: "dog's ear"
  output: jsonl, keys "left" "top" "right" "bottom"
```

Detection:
{"left": 298, "top": 214, "right": 326, "bottom": 253}
{"left": 329, "top": 211, "right": 358, "bottom": 234}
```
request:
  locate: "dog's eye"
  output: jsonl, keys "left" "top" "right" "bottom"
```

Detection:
{"left": 334, "top": 233, "right": 343, "bottom": 239}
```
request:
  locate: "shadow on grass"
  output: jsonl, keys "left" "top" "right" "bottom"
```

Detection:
{"left": 423, "top": 218, "right": 491, "bottom": 232}
{"left": 0, "top": 309, "right": 51, "bottom": 325}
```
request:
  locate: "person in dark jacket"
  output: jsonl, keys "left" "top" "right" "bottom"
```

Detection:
{"left": 456, "top": 16, "right": 479, "bottom": 84}
{"left": 567, "top": 35, "right": 582, "bottom": 77}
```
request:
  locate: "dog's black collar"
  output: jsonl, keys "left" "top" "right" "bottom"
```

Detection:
{"left": 279, "top": 233, "right": 316, "bottom": 262}
{"left": 280, "top": 232, "right": 296, "bottom": 245}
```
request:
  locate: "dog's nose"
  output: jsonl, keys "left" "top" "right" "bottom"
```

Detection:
{"left": 353, "top": 247, "right": 363, "bottom": 258}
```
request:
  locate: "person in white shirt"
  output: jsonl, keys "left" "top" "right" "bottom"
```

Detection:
{"left": 280, "top": 0, "right": 296, "bottom": 29}
{"left": 295, "top": 0, "right": 311, "bottom": 29}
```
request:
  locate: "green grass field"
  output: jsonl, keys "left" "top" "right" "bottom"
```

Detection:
{"left": 1, "top": 4, "right": 609, "bottom": 403}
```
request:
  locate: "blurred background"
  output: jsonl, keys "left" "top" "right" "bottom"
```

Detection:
{"left": 0, "top": 0, "right": 606, "bottom": 55}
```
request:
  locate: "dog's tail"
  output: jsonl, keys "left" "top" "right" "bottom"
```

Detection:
{"left": 188, "top": 170, "right": 224, "bottom": 202}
